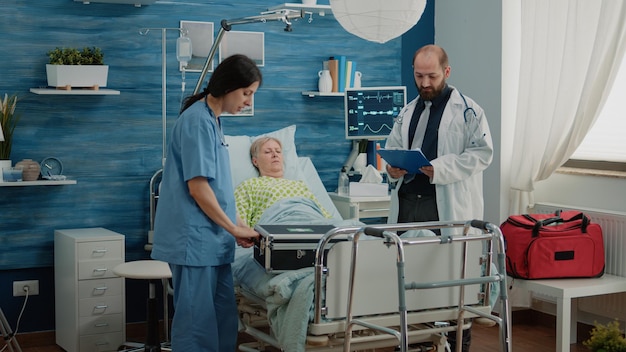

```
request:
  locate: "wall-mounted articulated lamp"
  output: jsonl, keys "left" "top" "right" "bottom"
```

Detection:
{"left": 193, "top": 9, "right": 304, "bottom": 95}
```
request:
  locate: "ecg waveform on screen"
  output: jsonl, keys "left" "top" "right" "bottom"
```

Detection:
{"left": 362, "top": 92, "right": 398, "bottom": 102}
{"left": 347, "top": 122, "right": 394, "bottom": 134}
{"left": 362, "top": 110, "right": 396, "bottom": 116}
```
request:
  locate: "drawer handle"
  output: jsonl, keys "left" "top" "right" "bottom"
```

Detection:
{"left": 95, "top": 342, "right": 110, "bottom": 346}
{"left": 94, "top": 286, "right": 108, "bottom": 292}
{"left": 95, "top": 323, "right": 109, "bottom": 328}
{"left": 95, "top": 305, "right": 108, "bottom": 309}
{"left": 93, "top": 268, "right": 108, "bottom": 275}
{"left": 93, "top": 249, "right": 108, "bottom": 254}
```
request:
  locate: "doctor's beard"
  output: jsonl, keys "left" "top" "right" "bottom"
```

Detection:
{"left": 416, "top": 80, "right": 446, "bottom": 101}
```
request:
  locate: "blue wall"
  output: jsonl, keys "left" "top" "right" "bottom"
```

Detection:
{"left": 0, "top": 0, "right": 433, "bottom": 333}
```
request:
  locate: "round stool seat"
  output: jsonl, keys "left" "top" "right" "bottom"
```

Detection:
{"left": 113, "top": 260, "right": 172, "bottom": 280}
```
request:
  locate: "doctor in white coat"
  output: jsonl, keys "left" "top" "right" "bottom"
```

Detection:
{"left": 384, "top": 44, "right": 493, "bottom": 352}
{"left": 385, "top": 44, "right": 493, "bottom": 229}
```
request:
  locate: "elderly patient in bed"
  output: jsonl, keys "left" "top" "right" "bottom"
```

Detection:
{"left": 235, "top": 136, "right": 333, "bottom": 228}
{"left": 232, "top": 136, "right": 359, "bottom": 351}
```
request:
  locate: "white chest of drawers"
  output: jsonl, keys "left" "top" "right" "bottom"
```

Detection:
{"left": 55, "top": 228, "right": 126, "bottom": 352}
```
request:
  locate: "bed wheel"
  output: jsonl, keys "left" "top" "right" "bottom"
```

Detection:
{"left": 306, "top": 335, "right": 329, "bottom": 346}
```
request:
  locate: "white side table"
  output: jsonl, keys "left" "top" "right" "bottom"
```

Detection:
{"left": 328, "top": 192, "right": 391, "bottom": 221}
{"left": 515, "top": 274, "right": 626, "bottom": 352}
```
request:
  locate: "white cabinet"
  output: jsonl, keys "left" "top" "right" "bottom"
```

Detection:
{"left": 55, "top": 228, "right": 125, "bottom": 352}
{"left": 328, "top": 192, "right": 391, "bottom": 221}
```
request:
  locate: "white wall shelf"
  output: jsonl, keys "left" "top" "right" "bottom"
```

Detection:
{"left": 302, "top": 91, "right": 344, "bottom": 97}
{"left": 74, "top": 0, "right": 156, "bottom": 6}
{"left": 0, "top": 180, "right": 77, "bottom": 187}
{"left": 30, "top": 88, "right": 120, "bottom": 95}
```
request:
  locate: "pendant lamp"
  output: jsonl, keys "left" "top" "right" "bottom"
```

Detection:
{"left": 330, "top": 0, "right": 427, "bottom": 44}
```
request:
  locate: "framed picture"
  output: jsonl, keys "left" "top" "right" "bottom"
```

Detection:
{"left": 179, "top": 20, "right": 214, "bottom": 72}
{"left": 222, "top": 96, "right": 254, "bottom": 117}
{"left": 219, "top": 31, "right": 265, "bottom": 67}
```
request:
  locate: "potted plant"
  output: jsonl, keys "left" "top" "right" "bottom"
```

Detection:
{"left": 0, "top": 93, "right": 20, "bottom": 180}
{"left": 46, "top": 47, "right": 109, "bottom": 89}
{"left": 583, "top": 320, "right": 626, "bottom": 351}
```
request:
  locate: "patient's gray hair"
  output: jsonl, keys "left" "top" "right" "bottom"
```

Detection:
{"left": 250, "top": 137, "right": 282, "bottom": 159}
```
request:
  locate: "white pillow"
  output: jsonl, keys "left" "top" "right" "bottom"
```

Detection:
{"left": 225, "top": 125, "right": 302, "bottom": 189}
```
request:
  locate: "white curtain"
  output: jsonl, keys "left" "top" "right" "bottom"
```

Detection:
{"left": 509, "top": 0, "right": 626, "bottom": 214}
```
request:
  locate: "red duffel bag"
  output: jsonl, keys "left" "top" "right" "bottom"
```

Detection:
{"left": 501, "top": 210, "right": 605, "bottom": 279}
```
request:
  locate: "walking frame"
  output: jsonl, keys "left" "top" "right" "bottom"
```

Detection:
{"left": 237, "top": 220, "right": 512, "bottom": 351}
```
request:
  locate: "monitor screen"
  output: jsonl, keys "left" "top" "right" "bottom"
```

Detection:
{"left": 344, "top": 86, "right": 407, "bottom": 140}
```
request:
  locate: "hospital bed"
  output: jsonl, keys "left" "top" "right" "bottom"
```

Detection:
{"left": 223, "top": 127, "right": 510, "bottom": 351}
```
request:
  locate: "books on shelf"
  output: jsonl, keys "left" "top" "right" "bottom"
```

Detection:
{"left": 325, "top": 56, "right": 358, "bottom": 93}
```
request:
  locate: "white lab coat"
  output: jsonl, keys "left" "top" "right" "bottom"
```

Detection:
{"left": 385, "top": 86, "right": 493, "bottom": 230}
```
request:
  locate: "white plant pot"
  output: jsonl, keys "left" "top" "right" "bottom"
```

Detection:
{"left": 46, "top": 64, "right": 109, "bottom": 88}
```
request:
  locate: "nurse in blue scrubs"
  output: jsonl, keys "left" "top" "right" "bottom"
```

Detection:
{"left": 151, "top": 54, "right": 261, "bottom": 352}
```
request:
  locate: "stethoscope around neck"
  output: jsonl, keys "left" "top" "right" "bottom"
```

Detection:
{"left": 457, "top": 89, "right": 485, "bottom": 146}
{"left": 458, "top": 90, "right": 477, "bottom": 122}
{"left": 206, "top": 98, "right": 229, "bottom": 147}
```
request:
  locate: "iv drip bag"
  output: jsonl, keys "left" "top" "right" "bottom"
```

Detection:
{"left": 176, "top": 36, "right": 192, "bottom": 66}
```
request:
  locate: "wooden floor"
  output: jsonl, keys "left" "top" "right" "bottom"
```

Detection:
{"left": 5, "top": 312, "right": 590, "bottom": 351}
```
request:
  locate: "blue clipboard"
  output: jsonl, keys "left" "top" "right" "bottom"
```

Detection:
{"left": 377, "top": 148, "right": 431, "bottom": 174}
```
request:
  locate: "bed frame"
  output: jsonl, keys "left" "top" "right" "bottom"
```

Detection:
{"left": 237, "top": 220, "right": 512, "bottom": 352}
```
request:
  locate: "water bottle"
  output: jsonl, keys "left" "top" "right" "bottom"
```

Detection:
{"left": 338, "top": 167, "right": 349, "bottom": 196}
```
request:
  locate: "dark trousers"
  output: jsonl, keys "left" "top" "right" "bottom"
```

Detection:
{"left": 397, "top": 192, "right": 471, "bottom": 352}
{"left": 397, "top": 193, "right": 438, "bottom": 223}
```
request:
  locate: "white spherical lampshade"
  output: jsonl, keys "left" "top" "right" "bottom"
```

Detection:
{"left": 330, "top": 0, "right": 427, "bottom": 44}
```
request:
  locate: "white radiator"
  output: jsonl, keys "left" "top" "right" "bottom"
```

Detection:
{"left": 531, "top": 202, "right": 626, "bottom": 319}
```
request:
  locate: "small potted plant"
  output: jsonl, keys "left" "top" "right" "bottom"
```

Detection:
{"left": 583, "top": 320, "right": 626, "bottom": 352}
{"left": 46, "top": 47, "right": 109, "bottom": 90}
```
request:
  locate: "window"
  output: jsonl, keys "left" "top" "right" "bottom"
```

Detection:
{"left": 568, "top": 55, "right": 626, "bottom": 170}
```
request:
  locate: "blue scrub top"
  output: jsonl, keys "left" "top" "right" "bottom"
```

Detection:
{"left": 151, "top": 100, "right": 236, "bottom": 266}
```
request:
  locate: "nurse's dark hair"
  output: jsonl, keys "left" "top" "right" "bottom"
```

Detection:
{"left": 180, "top": 54, "right": 262, "bottom": 113}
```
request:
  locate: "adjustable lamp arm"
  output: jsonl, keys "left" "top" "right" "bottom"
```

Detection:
{"left": 193, "top": 9, "right": 303, "bottom": 95}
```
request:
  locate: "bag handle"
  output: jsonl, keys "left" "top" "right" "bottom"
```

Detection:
{"left": 531, "top": 210, "right": 590, "bottom": 237}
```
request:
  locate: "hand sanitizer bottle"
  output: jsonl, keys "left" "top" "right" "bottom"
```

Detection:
{"left": 338, "top": 167, "right": 349, "bottom": 196}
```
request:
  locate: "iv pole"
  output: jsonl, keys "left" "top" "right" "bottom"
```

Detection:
{"left": 139, "top": 27, "right": 187, "bottom": 167}
{"left": 192, "top": 9, "right": 304, "bottom": 95}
